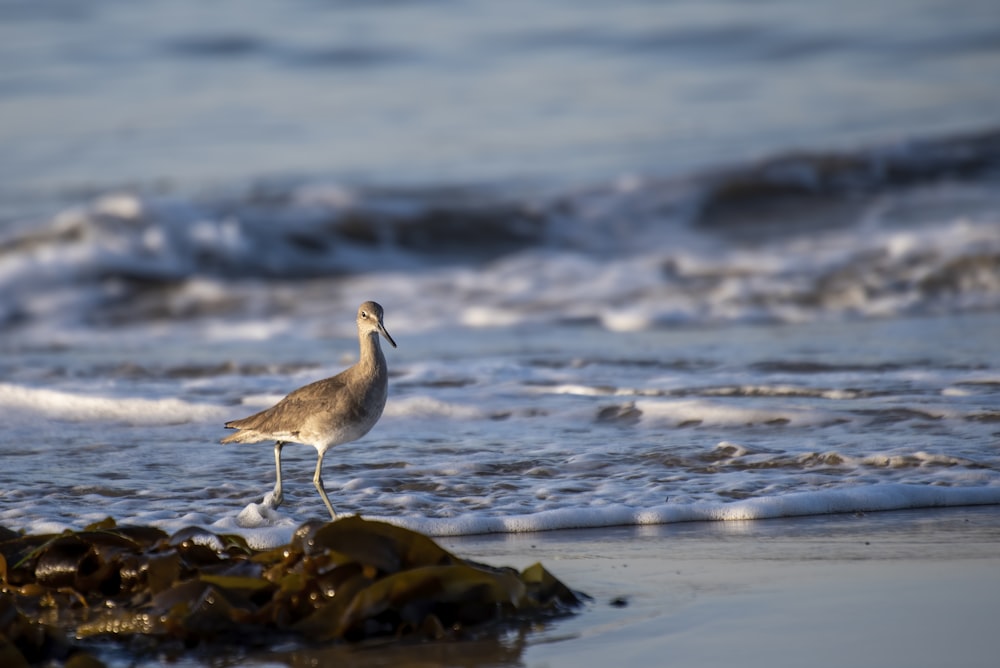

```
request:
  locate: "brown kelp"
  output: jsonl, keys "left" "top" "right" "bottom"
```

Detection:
{"left": 0, "top": 517, "right": 583, "bottom": 665}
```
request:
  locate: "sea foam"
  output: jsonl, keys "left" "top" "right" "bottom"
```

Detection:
{"left": 373, "top": 484, "right": 1000, "bottom": 537}
{"left": 200, "top": 484, "right": 1000, "bottom": 548}
{"left": 0, "top": 383, "right": 227, "bottom": 425}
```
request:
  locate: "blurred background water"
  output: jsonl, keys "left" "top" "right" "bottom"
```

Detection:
{"left": 3, "top": 0, "right": 999, "bottom": 200}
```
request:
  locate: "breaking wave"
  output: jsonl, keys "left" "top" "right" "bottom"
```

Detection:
{"left": 2, "top": 127, "right": 999, "bottom": 336}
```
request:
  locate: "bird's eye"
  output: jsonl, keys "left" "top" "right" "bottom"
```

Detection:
{"left": 361, "top": 311, "right": 368, "bottom": 319}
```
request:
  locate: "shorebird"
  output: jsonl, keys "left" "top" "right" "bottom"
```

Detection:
{"left": 221, "top": 301, "right": 397, "bottom": 519}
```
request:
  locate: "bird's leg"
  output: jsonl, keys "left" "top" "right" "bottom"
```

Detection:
{"left": 313, "top": 450, "right": 337, "bottom": 521}
{"left": 272, "top": 441, "right": 285, "bottom": 508}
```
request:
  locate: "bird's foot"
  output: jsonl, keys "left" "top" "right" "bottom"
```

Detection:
{"left": 262, "top": 489, "right": 283, "bottom": 509}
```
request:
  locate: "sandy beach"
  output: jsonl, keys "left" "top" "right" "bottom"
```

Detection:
{"left": 255, "top": 505, "right": 1000, "bottom": 668}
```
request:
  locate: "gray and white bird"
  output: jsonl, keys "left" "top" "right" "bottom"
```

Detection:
{"left": 221, "top": 301, "right": 396, "bottom": 519}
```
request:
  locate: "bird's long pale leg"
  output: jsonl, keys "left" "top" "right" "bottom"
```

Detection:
{"left": 313, "top": 450, "right": 337, "bottom": 521}
{"left": 272, "top": 441, "right": 286, "bottom": 508}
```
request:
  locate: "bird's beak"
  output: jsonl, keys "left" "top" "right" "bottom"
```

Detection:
{"left": 379, "top": 320, "right": 397, "bottom": 348}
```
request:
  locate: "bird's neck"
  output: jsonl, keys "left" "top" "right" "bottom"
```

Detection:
{"left": 358, "top": 331, "right": 386, "bottom": 376}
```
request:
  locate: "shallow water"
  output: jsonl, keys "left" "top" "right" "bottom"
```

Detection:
{"left": 2, "top": 311, "right": 998, "bottom": 545}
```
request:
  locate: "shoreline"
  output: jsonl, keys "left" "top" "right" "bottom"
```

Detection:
{"left": 259, "top": 505, "right": 1000, "bottom": 667}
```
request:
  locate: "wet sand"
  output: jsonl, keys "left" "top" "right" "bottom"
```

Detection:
{"left": 264, "top": 505, "right": 1000, "bottom": 667}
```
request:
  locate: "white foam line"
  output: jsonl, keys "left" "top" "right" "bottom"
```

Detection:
{"left": 121, "top": 483, "right": 1000, "bottom": 550}
{"left": 367, "top": 484, "right": 1000, "bottom": 537}
{"left": 0, "top": 383, "right": 228, "bottom": 425}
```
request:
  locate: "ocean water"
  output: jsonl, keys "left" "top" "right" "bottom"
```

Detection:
{"left": 2, "top": 0, "right": 1000, "bottom": 549}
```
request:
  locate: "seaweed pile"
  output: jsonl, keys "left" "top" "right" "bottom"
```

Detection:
{"left": 0, "top": 516, "right": 583, "bottom": 666}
